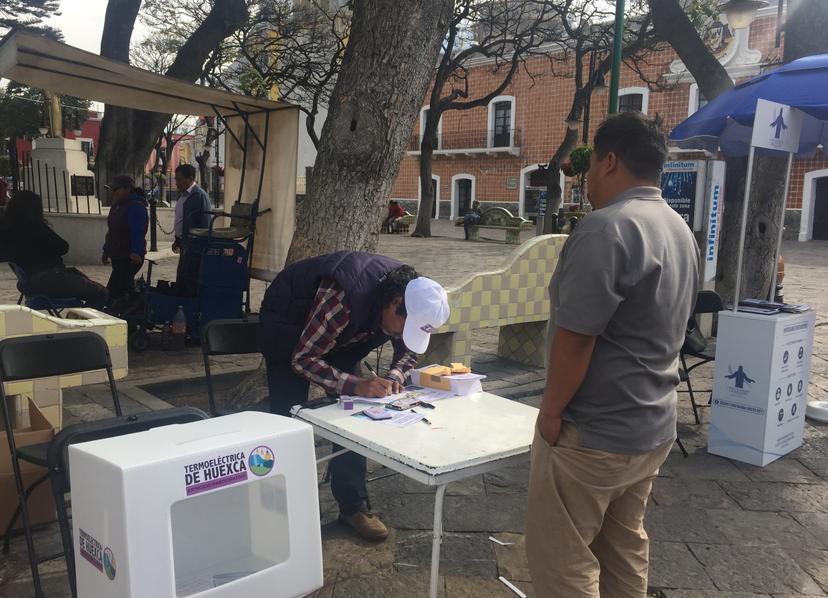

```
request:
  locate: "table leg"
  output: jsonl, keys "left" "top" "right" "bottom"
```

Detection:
{"left": 429, "top": 483, "right": 448, "bottom": 598}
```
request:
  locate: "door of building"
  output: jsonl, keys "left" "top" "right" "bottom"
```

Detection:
{"left": 431, "top": 178, "right": 438, "bottom": 218}
{"left": 457, "top": 179, "right": 472, "bottom": 216}
{"left": 814, "top": 178, "right": 828, "bottom": 240}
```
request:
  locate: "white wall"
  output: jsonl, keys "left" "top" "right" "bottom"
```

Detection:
{"left": 45, "top": 207, "right": 178, "bottom": 265}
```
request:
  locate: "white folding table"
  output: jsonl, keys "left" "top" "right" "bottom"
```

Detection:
{"left": 291, "top": 392, "right": 538, "bottom": 598}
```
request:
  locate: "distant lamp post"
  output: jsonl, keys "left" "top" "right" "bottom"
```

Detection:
{"left": 608, "top": 0, "right": 626, "bottom": 114}
{"left": 718, "top": 0, "right": 768, "bottom": 29}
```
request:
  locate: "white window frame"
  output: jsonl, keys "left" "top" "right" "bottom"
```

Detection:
{"left": 518, "top": 164, "right": 565, "bottom": 219}
{"left": 618, "top": 87, "right": 649, "bottom": 114}
{"left": 450, "top": 173, "right": 476, "bottom": 220}
{"left": 487, "top": 95, "right": 516, "bottom": 148}
{"left": 419, "top": 105, "right": 442, "bottom": 150}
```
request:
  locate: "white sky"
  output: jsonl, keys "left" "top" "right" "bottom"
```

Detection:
{"left": 47, "top": 0, "right": 148, "bottom": 54}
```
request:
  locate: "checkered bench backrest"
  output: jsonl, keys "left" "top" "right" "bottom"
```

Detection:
{"left": 440, "top": 234, "right": 567, "bottom": 333}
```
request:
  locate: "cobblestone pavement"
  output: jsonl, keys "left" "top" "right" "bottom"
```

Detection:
{"left": 1, "top": 221, "right": 828, "bottom": 597}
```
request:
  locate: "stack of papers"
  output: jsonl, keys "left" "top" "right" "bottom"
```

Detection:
{"left": 738, "top": 299, "right": 812, "bottom": 315}
{"left": 341, "top": 385, "right": 454, "bottom": 405}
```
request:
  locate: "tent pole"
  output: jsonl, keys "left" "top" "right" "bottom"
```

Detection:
{"left": 769, "top": 151, "right": 794, "bottom": 301}
{"left": 212, "top": 108, "right": 243, "bottom": 151}
{"left": 734, "top": 145, "right": 756, "bottom": 312}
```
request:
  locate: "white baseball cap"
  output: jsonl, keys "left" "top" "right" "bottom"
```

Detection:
{"left": 402, "top": 277, "right": 450, "bottom": 354}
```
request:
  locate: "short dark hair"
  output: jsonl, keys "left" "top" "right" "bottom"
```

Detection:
{"left": 377, "top": 265, "right": 419, "bottom": 316}
{"left": 175, "top": 164, "right": 196, "bottom": 179}
{"left": 593, "top": 112, "right": 667, "bottom": 182}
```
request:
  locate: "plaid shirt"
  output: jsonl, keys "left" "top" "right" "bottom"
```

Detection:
{"left": 291, "top": 279, "right": 419, "bottom": 395}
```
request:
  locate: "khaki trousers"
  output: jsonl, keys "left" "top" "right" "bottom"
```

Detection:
{"left": 526, "top": 421, "right": 672, "bottom": 598}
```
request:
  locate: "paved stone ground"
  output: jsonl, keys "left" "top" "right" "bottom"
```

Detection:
{"left": 1, "top": 221, "right": 828, "bottom": 597}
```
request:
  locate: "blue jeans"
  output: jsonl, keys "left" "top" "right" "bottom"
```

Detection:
{"left": 266, "top": 357, "right": 369, "bottom": 515}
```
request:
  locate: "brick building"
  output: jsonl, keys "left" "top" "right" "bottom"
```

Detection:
{"left": 390, "top": 5, "right": 828, "bottom": 242}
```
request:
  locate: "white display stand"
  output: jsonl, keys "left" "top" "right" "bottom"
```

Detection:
{"left": 69, "top": 412, "right": 323, "bottom": 598}
{"left": 708, "top": 310, "right": 816, "bottom": 466}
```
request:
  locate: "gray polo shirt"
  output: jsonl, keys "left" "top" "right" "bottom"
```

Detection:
{"left": 548, "top": 186, "right": 700, "bottom": 453}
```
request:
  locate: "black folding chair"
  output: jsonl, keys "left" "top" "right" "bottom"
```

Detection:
{"left": 680, "top": 290, "right": 724, "bottom": 424}
{"left": 47, "top": 407, "right": 210, "bottom": 598}
{"left": 201, "top": 317, "right": 262, "bottom": 416}
{"left": 0, "top": 331, "right": 122, "bottom": 598}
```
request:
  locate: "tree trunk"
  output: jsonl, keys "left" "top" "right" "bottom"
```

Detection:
{"left": 96, "top": 0, "right": 248, "bottom": 201}
{"left": 542, "top": 127, "right": 579, "bottom": 234}
{"left": 413, "top": 108, "right": 442, "bottom": 237}
{"left": 228, "top": 0, "right": 453, "bottom": 411}
{"left": 286, "top": 0, "right": 454, "bottom": 264}
{"left": 100, "top": 0, "right": 142, "bottom": 63}
{"left": 648, "top": 0, "right": 734, "bottom": 100}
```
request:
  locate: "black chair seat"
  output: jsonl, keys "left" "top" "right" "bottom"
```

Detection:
{"left": 189, "top": 226, "right": 249, "bottom": 240}
{"left": 686, "top": 339, "right": 717, "bottom": 363}
{"left": 17, "top": 442, "right": 49, "bottom": 467}
{"left": 679, "top": 369, "right": 689, "bottom": 383}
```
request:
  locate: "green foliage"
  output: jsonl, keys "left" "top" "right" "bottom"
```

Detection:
{"left": 685, "top": 0, "right": 720, "bottom": 29}
{"left": 568, "top": 144, "right": 592, "bottom": 176}
{"left": 0, "top": 0, "right": 61, "bottom": 36}
{"left": 0, "top": 82, "right": 91, "bottom": 140}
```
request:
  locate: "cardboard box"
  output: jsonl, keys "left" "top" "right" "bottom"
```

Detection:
{"left": 410, "top": 366, "right": 484, "bottom": 395}
{"left": 708, "top": 310, "right": 816, "bottom": 467}
{"left": 0, "top": 399, "right": 57, "bottom": 531}
{"left": 70, "top": 412, "right": 323, "bottom": 598}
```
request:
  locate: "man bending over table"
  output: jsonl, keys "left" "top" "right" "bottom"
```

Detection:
{"left": 259, "top": 251, "right": 449, "bottom": 541}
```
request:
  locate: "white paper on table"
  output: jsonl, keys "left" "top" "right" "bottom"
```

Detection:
{"left": 380, "top": 411, "right": 426, "bottom": 428}
{"left": 342, "top": 386, "right": 454, "bottom": 405}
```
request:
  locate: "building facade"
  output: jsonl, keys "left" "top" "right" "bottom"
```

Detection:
{"left": 389, "top": 6, "right": 828, "bottom": 242}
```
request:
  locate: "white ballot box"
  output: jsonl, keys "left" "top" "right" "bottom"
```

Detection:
{"left": 69, "top": 412, "right": 323, "bottom": 598}
{"left": 708, "top": 310, "right": 816, "bottom": 467}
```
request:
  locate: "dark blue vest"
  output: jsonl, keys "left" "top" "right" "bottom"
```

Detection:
{"left": 259, "top": 251, "right": 402, "bottom": 361}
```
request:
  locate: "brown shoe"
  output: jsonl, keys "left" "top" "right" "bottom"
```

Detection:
{"left": 338, "top": 511, "right": 389, "bottom": 541}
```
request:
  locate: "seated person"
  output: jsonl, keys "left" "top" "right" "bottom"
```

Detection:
{"left": 0, "top": 191, "right": 107, "bottom": 307}
{"left": 382, "top": 200, "right": 405, "bottom": 233}
{"left": 463, "top": 200, "right": 483, "bottom": 240}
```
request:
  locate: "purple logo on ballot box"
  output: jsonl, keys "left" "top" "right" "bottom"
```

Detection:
{"left": 79, "top": 528, "right": 103, "bottom": 572}
{"left": 184, "top": 451, "right": 248, "bottom": 496}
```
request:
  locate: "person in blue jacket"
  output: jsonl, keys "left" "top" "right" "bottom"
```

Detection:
{"left": 102, "top": 175, "right": 148, "bottom": 301}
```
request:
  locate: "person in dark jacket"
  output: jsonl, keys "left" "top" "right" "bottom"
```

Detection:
{"left": 172, "top": 164, "right": 211, "bottom": 296}
{"left": 463, "top": 200, "right": 483, "bottom": 240}
{"left": 0, "top": 191, "right": 107, "bottom": 307}
{"left": 102, "top": 175, "right": 148, "bottom": 301}
{"left": 260, "top": 251, "right": 450, "bottom": 541}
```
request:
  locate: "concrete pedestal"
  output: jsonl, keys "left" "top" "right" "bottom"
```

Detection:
{"left": 28, "top": 137, "right": 94, "bottom": 211}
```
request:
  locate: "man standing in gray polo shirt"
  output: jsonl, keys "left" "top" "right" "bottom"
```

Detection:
{"left": 526, "top": 112, "right": 699, "bottom": 598}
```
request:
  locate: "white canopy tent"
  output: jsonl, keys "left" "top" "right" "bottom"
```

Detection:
{"left": 0, "top": 30, "right": 299, "bottom": 280}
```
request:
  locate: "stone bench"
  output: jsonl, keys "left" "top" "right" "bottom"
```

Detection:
{"left": 455, "top": 207, "right": 533, "bottom": 245}
{"left": 421, "top": 234, "right": 567, "bottom": 369}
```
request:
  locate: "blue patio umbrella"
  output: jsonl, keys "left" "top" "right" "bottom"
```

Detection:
{"left": 670, "top": 53, "right": 828, "bottom": 308}
{"left": 670, "top": 52, "right": 828, "bottom": 156}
